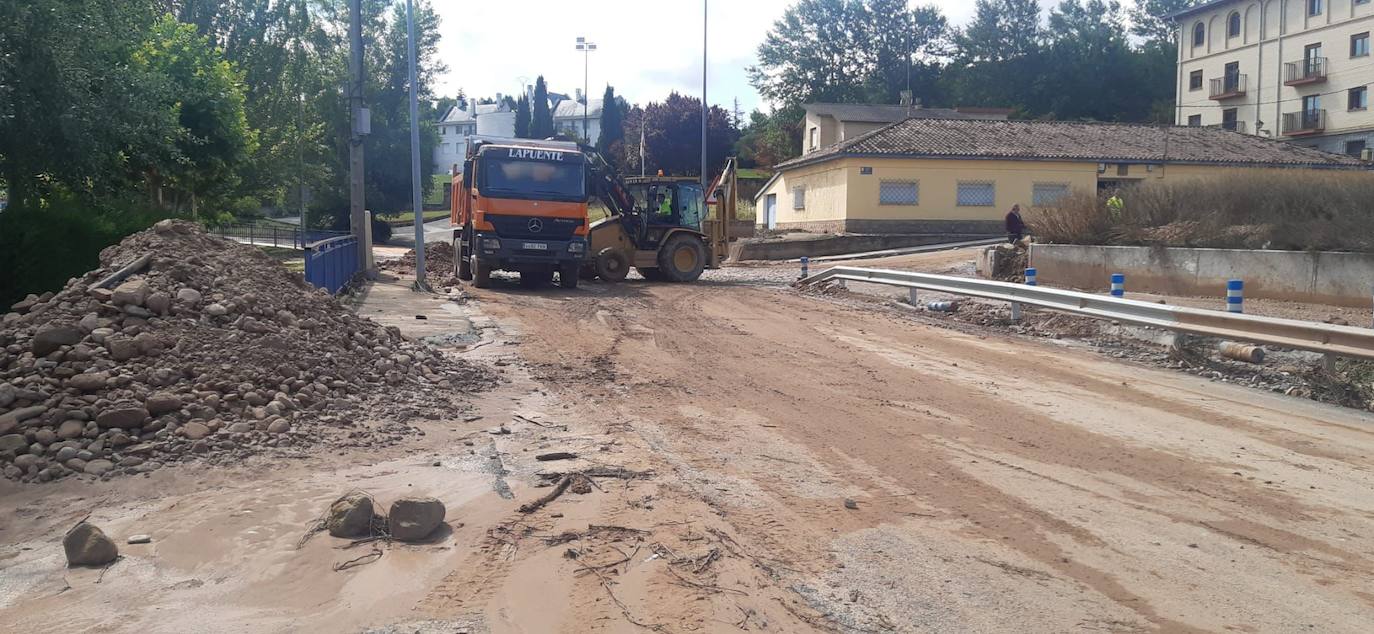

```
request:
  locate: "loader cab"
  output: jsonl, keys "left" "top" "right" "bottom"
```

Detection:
{"left": 627, "top": 179, "right": 705, "bottom": 233}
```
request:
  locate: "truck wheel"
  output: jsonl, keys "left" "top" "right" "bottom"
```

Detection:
{"left": 637, "top": 267, "right": 665, "bottom": 281}
{"left": 456, "top": 237, "right": 472, "bottom": 281}
{"left": 559, "top": 264, "right": 580, "bottom": 289}
{"left": 471, "top": 255, "right": 491, "bottom": 289}
{"left": 595, "top": 248, "right": 630, "bottom": 283}
{"left": 657, "top": 234, "right": 707, "bottom": 282}
{"left": 519, "top": 270, "right": 552, "bottom": 288}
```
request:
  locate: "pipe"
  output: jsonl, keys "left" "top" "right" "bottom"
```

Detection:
{"left": 1219, "top": 341, "right": 1265, "bottom": 363}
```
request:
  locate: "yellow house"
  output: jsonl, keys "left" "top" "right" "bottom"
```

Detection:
{"left": 754, "top": 117, "right": 1369, "bottom": 233}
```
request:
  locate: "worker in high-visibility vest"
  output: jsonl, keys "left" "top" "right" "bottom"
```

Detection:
{"left": 1106, "top": 194, "right": 1124, "bottom": 221}
{"left": 656, "top": 192, "right": 672, "bottom": 216}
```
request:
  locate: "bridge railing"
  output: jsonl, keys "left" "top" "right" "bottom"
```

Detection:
{"left": 304, "top": 235, "right": 360, "bottom": 294}
{"left": 211, "top": 221, "right": 348, "bottom": 249}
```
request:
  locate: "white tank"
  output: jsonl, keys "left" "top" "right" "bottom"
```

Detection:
{"left": 476, "top": 111, "right": 516, "bottom": 137}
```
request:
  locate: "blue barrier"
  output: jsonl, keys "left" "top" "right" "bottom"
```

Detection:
{"left": 304, "top": 235, "right": 360, "bottom": 294}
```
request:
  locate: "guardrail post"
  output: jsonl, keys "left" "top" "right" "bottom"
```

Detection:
{"left": 1025, "top": 268, "right": 1037, "bottom": 286}
{"left": 1322, "top": 354, "right": 1338, "bottom": 374}
{"left": 1111, "top": 273, "right": 1125, "bottom": 298}
{"left": 799, "top": 256, "right": 809, "bottom": 280}
{"left": 908, "top": 287, "right": 918, "bottom": 306}
{"left": 1010, "top": 301, "right": 1022, "bottom": 322}
{"left": 1227, "top": 279, "right": 1244, "bottom": 313}
{"left": 249, "top": 223, "right": 255, "bottom": 245}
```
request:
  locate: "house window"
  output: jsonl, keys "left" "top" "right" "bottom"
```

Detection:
{"left": 1308, "top": 0, "right": 1322, "bottom": 16}
{"left": 1189, "top": 70, "right": 1203, "bottom": 90}
{"left": 1222, "top": 108, "right": 1239, "bottom": 130}
{"left": 1346, "top": 140, "right": 1367, "bottom": 157}
{"left": 1032, "top": 183, "right": 1069, "bottom": 207}
{"left": 808, "top": 127, "right": 818, "bottom": 150}
{"left": 1188, "top": 114, "right": 1202, "bottom": 126}
{"left": 956, "top": 182, "right": 995, "bottom": 207}
{"left": 878, "top": 181, "right": 919, "bottom": 206}
{"left": 1351, "top": 86, "right": 1369, "bottom": 111}
{"left": 1193, "top": 23, "right": 1205, "bottom": 48}
{"left": 792, "top": 186, "right": 805, "bottom": 210}
{"left": 1227, "top": 12, "right": 1241, "bottom": 38}
{"left": 1116, "top": 164, "right": 1130, "bottom": 176}
{"left": 1353, "top": 32, "right": 1370, "bottom": 58}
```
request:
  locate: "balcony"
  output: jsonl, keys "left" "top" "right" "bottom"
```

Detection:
{"left": 1209, "top": 75, "right": 1247, "bottom": 100}
{"left": 1208, "top": 121, "right": 1248, "bottom": 133}
{"left": 1282, "top": 109, "right": 1326, "bottom": 136}
{"left": 1284, "top": 58, "right": 1327, "bottom": 86}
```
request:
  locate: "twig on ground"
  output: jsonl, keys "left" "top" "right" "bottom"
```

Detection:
{"left": 94, "top": 556, "right": 121, "bottom": 584}
{"left": 664, "top": 565, "right": 749, "bottom": 596}
{"left": 333, "top": 546, "right": 384, "bottom": 571}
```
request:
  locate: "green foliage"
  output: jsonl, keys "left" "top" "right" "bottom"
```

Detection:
{"left": 515, "top": 95, "right": 532, "bottom": 138}
{"left": 597, "top": 86, "right": 626, "bottom": 163}
{"left": 532, "top": 76, "right": 554, "bottom": 139}
{"left": 735, "top": 106, "right": 803, "bottom": 168}
{"left": 1130, "top": 0, "right": 1196, "bottom": 43}
{"left": 624, "top": 93, "right": 738, "bottom": 178}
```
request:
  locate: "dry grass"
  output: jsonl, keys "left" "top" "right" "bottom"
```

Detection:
{"left": 1029, "top": 170, "right": 1374, "bottom": 252}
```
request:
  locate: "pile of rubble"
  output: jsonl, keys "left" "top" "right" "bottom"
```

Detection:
{"left": 0, "top": 220, "right": 492, "bottom": 483}
{"left": 382, "top": 242, "right": 459, "bottom": 289}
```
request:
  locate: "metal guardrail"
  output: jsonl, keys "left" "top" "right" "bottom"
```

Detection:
{"left": 212, "top": 222, "right": 348, "bottom": 249}
{"left": 304, "top": 235, "right": 360, "bottom": 294}
{"left": 799, "top": 266, "right": 1374, "bottom": 361}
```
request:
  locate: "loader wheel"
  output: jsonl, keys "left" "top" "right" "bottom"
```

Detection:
{"left": 637, "top": 267, "right": 666, "bottom": 281}
{"left": 456, "top": 237, "right": 472, "bottom": 281}
{"left": 471, "top": 255, "right": 491, "bottom": 289}
{"left": 657, "top": 234, "right": 706, "bottom": 282}
{"left": 594, "top": 248, "right": 630, "bottom": 283}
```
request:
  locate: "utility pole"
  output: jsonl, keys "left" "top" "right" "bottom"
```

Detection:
{"left": 576, "top": 37, "right": 597, "bottom": 142}
{"left": 406, "top": 0, "right": 427, "bottom": 289}
{"left": 701, "top": 0, "right": 708, "bottom": 189}
{"left": 348, "top": 0, "right": 371, "bottom": 271}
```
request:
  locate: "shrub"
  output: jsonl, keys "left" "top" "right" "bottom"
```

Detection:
{"left": 1029, "top": 170, "right": 1374, "bottom": 252}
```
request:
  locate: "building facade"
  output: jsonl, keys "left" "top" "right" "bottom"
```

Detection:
{"left": 1173, "top": 0, "right": 1374, "bottom": 156}
{"left": 434, "top": 101, "right": 516, "bottom": 174}
{"left": 755, "top": 118, "right": 1366, "bottom": 233}
{"left": 802, "top": 103, "right": 1011, "bottom": 155}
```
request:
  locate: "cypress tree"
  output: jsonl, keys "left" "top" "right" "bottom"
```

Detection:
{"left": 596, "top": 85, "right": 623, "bottom": 160}
{"left": 515, "top": 95, "right": 531, "bottom": 138}
{"left": 531, "top": 76, "right": 554, "bottom": 139}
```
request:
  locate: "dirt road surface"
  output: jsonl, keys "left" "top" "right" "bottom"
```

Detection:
{"left": 3, "top": 268, "right": 1373, "bottom": 633}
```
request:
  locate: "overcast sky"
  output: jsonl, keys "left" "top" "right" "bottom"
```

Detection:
{"left": 430, "top": 0, "right": 1060, "bottom": 115}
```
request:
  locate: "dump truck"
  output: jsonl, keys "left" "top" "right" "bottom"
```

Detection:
{"left": 450, "top": 137, "right": 590, "bottom": 289}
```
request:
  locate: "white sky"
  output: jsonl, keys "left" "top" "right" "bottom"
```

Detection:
{"left": 431, "top": 0, "right": 1062, "bottom": 114}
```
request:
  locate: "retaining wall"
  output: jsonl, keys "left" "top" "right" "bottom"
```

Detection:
{"left": 735, "top": 233, "right": 993, "bottom": 261}
{"left": 1029, "top": 244, "right": 1374, "bottom": 308}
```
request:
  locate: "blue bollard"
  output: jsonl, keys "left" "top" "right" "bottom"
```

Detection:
{"left": 1025, "top": 267, "right": 1037, "bottom": 286}
{"left": 799, "top": 256, "right": 809, "bottom": 280}
{"left": 1227, "top": 279, "right": 1244, "bottom": 313}
{"left": 1110, "top": 273, "right": 1125, "bottom": 298}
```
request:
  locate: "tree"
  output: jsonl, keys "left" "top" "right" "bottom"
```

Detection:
{"left": 597, "top": 86, "right": 625, "bottom": 161}
{"left": 515, "top": 95, "right": 532, "bottom": 138}
{"left": 858, "top": 0, "right": 949, "bottom": 105}
{"left": 531, "top": 76, "right": 554, "bottom": 139}
{"left": 637, "top": 93, "right": 738, "bottom": 178}
{"left": 957, "top": 0, "right": 1043, "bottom": 63}
{"left": 1043, "top": 0, "right": 1141, "bottom": 120}
{"left": 734, "top": 106, "right": 803, "bottom": 168}
{"left": 135, "top": 16, "right": 255, "bottom": 216}
{"left": 1130, "top": 0, "right": 1195, "bottom": 44}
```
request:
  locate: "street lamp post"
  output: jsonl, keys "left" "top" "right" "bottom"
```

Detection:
{"left": 575, "top": 37, "right": 597, "bottom": 142}
{"left": 701, "top": 1, "right": 708, "bottom": 189}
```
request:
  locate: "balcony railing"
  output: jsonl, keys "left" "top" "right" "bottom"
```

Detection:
{"left": 1282, "top": 109, "right": 1326, "bottom": 136}
{"left": 1208, "top": 121, "right": 1248, "bottom": 133}
{"left": 1285, "top": 58, "right": 1327, "bottom": 85}
{"left": 1209, "top": 75, "right": 1247, "bottom": 100}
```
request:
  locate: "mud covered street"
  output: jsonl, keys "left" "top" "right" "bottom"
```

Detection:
{"left": 3, "top": 266, "right": 1374, "bottom": 633}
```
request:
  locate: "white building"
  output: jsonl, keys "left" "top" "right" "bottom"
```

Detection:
{"left": 1172, "top": 0, "right": 1374, "bottom": 156}
{"left": 552, "top": 97, "right": 604, "bottom": 144}
{"left": 434, "top": 100, "right": 515, "bottom": 173}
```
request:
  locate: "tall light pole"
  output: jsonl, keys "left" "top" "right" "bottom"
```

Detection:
{"left": 701, "top": 1, "right": 708, "bottom": 188}
{"left": 575, "top": 37, "right": 597, "bottom": 142}
{"left": 405, "top": 0, "right": 427, "bottom": 289}
{"left": 348, "top": 0, "right": 370, "bottom": 270}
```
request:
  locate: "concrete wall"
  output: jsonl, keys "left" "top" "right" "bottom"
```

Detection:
{"left": 1030, "top": 243, "right": 1374, "bottom": 307}
{"left": 735, "top": 233, "right": 992, "bottom": 261}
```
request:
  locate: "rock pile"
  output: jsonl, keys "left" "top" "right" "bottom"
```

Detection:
{"left": 0, "top": 220, "right": 492, "bottom": 483}
{"left": 381, "top": 242, "right": 459, "bottom": 289}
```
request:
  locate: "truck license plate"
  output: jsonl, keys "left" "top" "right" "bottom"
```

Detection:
{"left": 522, "top": 242, "right": 548, "bottom": 251}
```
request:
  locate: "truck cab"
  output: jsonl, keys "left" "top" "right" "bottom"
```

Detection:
{"left": 451, "top": 137, "right": 589, "bottom": 288}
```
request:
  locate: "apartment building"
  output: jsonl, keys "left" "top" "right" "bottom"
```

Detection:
{"left": 1173, "top": 0, "right": 1374, "bottom": 156}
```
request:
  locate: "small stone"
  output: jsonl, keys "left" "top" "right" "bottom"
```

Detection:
{"left": 89, "top": 327, "right": 114, "bottom": 344}
{"left": 326, "top": 492, "right": 376, "bottom": 538}
{"left": 176, "top": 288, "right": 203, "bottom": 305}
{"left": 84, "top": 459, "right": 114, "bottom": 476}
{"left": 118, "top": 456, "right": 144, "bottom": 467}
{"left": 111, "top": 279, "right": 150, "bottom": 307}
{"left": 145, "top": 292, "right": 171, "bottom": 315}
{"left": 182, "top": 422, "right": 211, "bottom": 440}
{"left": 0, "top": 383, "right": 14, "bottom": 408}
{"left": 267, "top": 419, "right": 291, "bottom": 434}
{"left": 78, "top": 313, "right": 100, "bottom": 332}
{"left": 205, "top": 303, "right": 229, "bottom": 317}
{"left": 34, "top": 428, "right": 57, "bottom": 445}
{"left": 57, "top": 420, "right": 88, "bottom": 439}
{"left": 0, "top": 434, "right": 28, "bottom": 453}
{"left": 14, "top": 454, "right": 44, "bottom": 470}
{"left": 32, "top": 325, "right": 82, "bottom": 356}
{"left": 64, "top": 457, "right": 87, "bottom": 472}
{"left": 843, "top": 498, "right": 859, "bottom": 510}
{"left": 96, "top": 406, "right": 150, "bottom": 429}
{"left": 388, "top": 497, "right": 446, "bottom": 542}
{"left": 127, "top": 534, "right": 152, "bottom": 545}
{"left": 145, "top": 392, "right": 183, "bottom": 415}
{"left": 227, "top": 422, "right": 253, "bottom": 434}
{"left": 105, "top": 337, "right": 140, "bottom": 362}
{"left": 55, "top": 446, "right": 79, "bottom": 462}
{"left": 68, "top": 371, "right": 111, "bottom": 392}
{"left": 64, "top": 522, "right": 118, "bottom": 567}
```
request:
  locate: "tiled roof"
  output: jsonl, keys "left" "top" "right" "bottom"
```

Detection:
{"left": 441, "top": 103, "right": 506, "bottom": 123}
{"left": 775, "top": 118, "right": 1369, "bottom": 170}
{"left": 805, "top": 103, "right": 1010, "bottom": 123}
{"left": 553, "top": 98, "right": 603, "bottom": 120}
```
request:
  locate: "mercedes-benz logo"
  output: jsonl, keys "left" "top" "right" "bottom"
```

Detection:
{"left": 527, "top": 218, "right": 544, "bottom": 233}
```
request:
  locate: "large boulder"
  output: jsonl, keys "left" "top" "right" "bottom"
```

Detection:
{"left": 64, "top": 522, "right": 119, "bottom": 567}
{"left": 68, "top": 372, "right": 110, "bottom": 392}
{"left": 0, "top": 405, "right": 47, "bottom": 435}
{"left": 325, "top": 492, "right": 376, "bottom": 538}
{"left": 95, "top": 406, "right": 149, "bottom": 429}
{"left": 144, "top": 392, "right": 183, "bottom": 416}
{"left": 32, "top": 325, "right": 82, "bottom": 356}
{"left": 111, "top": 279, "right": 150, "bottom": 307}
{"left": 388, "top": 497, "right": 445, "bottom": 542}
{"left": 0, "top": 434, "right": 28, "bottom": 453}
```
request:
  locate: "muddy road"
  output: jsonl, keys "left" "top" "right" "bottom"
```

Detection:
{"left": 3, "top": 270, "right": 1373, "bottom": 633}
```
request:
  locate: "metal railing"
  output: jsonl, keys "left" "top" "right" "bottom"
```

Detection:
{"left": 1285, "top": 57, "right": 1327, "bottom": 84}
{"left": 798, "top": 266, "right": 1374, "bottom": 361}
{"left": 212, "top": 221, "right": 348, "bottom": 250}
{"left": 304, "top": 235, "right": 360, "bottom": 294}
{"left": 1282, "top": 109, "right": 1326, "bottom": 135}
{"left": 1209, "top": 74, "right": 1246, "bottom": 99}
{"left": 1208, "top": 120, "right": 1248, "bottom": 133}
